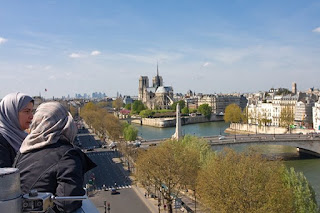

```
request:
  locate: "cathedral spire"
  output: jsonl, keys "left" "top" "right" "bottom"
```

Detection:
{"left": 157, "top": 61, "right": 159, "bottom": 76}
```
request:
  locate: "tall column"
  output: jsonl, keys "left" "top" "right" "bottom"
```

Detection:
{"left": 172, "top": 103, "right": 182, "bottom": 140}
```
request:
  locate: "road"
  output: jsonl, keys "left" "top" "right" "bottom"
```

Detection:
{"left": 77, "top": 127, "right": 151, "bottom": 213}
{"left": 89, "top": 189, "right": 151, "bottom": 213}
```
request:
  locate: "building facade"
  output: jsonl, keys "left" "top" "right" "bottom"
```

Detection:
{"left": 313, "top": 100, "right": 320, "bottom": 132}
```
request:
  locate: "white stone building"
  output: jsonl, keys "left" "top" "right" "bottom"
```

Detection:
{"left": 313, "top": 100, "right": 320, "bottom": 132}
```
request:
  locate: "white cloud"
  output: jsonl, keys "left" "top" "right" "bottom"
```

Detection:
{"left": 69, "top": 53, "right": 83, "bottom": 58}
{"left": 312, "top": 27, "right": 320, "bottom": 33}
{"left": 44, "top": 65, "right": 52, "bottom": 70}
{"left": 49, "top": 75, "right": 56, "bottom": 80}
{"left": 91, "top": 50, "right": 101, "bottom": 56}
{"left": 25, "top": 65, "right": 34, "bottom": 69}
{"left": 0, "top": 37, "right": 8, "bottom": 44}
{"left": 202, "top": 62, "right": 210, "bottom": 67}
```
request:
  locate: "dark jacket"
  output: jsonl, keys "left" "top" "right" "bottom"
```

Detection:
{"left": 14, "top": 139, "right": 96, "bottom": 213}
{"left": 0, "top": 134, "right": 17, "bottom": 167}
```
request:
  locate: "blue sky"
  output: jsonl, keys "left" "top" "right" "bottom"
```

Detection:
{"left": 0, "top": 0, "right": 319, "bottom": 98}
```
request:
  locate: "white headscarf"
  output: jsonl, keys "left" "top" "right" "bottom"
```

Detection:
{"left": 0, "top": 92, "right": 34, "bottom": 152}
{"left": 20, "top": 102, "right": 77, "bottom": 154}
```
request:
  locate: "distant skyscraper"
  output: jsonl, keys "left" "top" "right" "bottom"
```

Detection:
{"left": 292, "top": 82, "right": 297, "bottom": 94}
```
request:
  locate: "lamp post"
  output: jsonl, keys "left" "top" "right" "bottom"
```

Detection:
{"left": 158, "top": 198, "right": 161, "bottom": 213}
{"left": 234, "top": 123, "right": 237, "bottom": 141}
{"left": 194, "top": 189, "right": 197, "bottom": 213}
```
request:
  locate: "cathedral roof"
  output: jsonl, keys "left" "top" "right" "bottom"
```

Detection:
{"left": 156, "top": 86, "right": 173, "bottom": 94}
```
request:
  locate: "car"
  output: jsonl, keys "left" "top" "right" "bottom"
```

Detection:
{"left": 133, "top": 141, "right": 141, "bottom": 147}
{"left": 87, "top": 148, "right": 94, "bottom": 151}
{"left": 102, "top": 184, "right": 107, "bottom": 191}
{"left": 109, "top": 142, "right": 117, "bottom": 149}
{"left": 111, "top": 187, "right": 117, "bottom": 195}
{"left": 218, "top": 136, "right": 226, "bottom": 140}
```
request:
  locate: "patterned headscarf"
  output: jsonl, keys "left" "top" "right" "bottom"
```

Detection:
{"left": 0, "top": 92, "right": 34, "bottom": 152}
{"left": 20, "top": 102, "right": 77, "bottom": 154}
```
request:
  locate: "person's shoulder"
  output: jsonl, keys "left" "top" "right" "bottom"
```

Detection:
{"left": 0, "top": 133, "right": 7, "bottom": 142}
{"left": 0, "top": 133, "right": 10, "bottom": 147}
{"left": 62, "top": 146, "right": 97, "bottom": 171}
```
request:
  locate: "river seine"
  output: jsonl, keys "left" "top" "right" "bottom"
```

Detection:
{"left": 133, "top": 121, "right": 320, "bottom": 204}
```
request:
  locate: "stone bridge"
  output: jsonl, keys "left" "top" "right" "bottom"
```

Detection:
{"left": 209, "top": 136, "right": 320, "bottom": 156}
{"left": 142, "top": 134, "right": 320, "bottom": 156}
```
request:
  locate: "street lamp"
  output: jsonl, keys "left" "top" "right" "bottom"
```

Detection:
{"left": 158, "top": 197, "right": 161, "bottom": 213}
{"left": 234, "top": 123, "right": 237, "bottom": 141}
{"left": 194, "top": 189, "right": 197, "bottom": 213}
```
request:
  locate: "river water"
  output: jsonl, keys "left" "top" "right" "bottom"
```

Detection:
{"left": 133, "top": 121, "right": 320, "bottom": 204}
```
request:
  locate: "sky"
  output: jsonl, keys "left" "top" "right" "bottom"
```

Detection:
{"left": 0, "top": 0, "right": 320, "bottom": 99}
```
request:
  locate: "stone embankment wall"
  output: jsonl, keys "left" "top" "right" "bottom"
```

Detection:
{"left": 227, "top": 123, "right": 315, "bottom": 134}
{"left": 131, "top": 114, "right": 224, "bottom": 128}
{"left": 227, "top": 123, "right": 287, "bottom": 134}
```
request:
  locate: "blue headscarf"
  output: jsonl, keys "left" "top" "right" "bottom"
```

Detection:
{"left": 20, "top": 102, "right": 77, "bottom": 153}
{"left": 0, "top": 92, "right": 34, "bottom": 152}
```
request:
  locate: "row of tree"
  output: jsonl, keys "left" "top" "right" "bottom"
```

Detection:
{"left": 80, "top": 102, "right": 138, "bottom": 141}
{"left": 135, "top": 136, "right": 318, "bottom": 213}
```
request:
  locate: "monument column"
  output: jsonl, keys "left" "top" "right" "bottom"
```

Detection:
{"left": 172, "top": 103, "right": 182, "bottom": 140}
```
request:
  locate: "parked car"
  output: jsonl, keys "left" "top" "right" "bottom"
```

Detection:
{"left": 218, "top": 136, "right": 226, "bottom": 140}
{"left": 109, "top": 142, "right": 117, "bottom": 149}
{"left": 111, "top": 187, "right": 117, "bottom": 195}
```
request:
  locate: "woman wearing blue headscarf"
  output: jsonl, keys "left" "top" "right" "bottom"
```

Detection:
{"left": 0, "top": 92, "right": 34, "bottom": 167}
{"left": 15, "top": 102, "right": 96, "bottom": 213}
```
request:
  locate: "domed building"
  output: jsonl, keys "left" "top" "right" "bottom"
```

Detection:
{"left": 138, "top": 65, "right": 174, "bottom": 109}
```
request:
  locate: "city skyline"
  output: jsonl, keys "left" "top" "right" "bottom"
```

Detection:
{"left": 0, "top": 1, "right": 320, "bottom": 99}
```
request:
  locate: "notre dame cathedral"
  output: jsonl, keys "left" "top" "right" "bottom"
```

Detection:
{"left": 138, "top": 65, "right": 174, "bottom": 110}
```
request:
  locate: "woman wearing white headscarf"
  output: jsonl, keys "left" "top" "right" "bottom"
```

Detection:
{"left": 0, "top": 92, "right": 34, "bottom": 167}
{"left": 14, "top": 102, "right": 96, "bottom": 213}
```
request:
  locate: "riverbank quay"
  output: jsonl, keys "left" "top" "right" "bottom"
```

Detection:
{"left": 131, "top": 114, "right": 224, "bottom": 128}
{"left": 226, "top": 123, "right": 316, "bottom": 135}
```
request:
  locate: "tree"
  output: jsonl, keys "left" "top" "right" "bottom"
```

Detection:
{"left": 91, "top": 109, "right": 108, "bottom": 138}
{"left": 104, "top": 113, "right": 122, "bottom": 140}
{"left": 181, "top": 106, "right": 189, "bottom": 115}
{"left": 131, "top": 100, "right": 146, "bottom": 114}
{"left": 171, "top": 100, "right": 186, "bottom": 111}
{"left": 69, "top": 105, "right": 78, "bottom": 118}
{"left": 80, "top": 102, "right": 123, "bottom": 140}
{"left": 283, "top": 167, "right": 318, "bottom": 213}
{"left": 96, "top": 101, "right": 108, "bottom": 108}
{"left": 197, "top": 148, "right": 295, "bottom": 213}
{"left": 241, "top": 106, "right": 249, "bottom": 124}
{"left": 224, "top": 103, "right": 242, "bottom": 123}
{"left": 180, "top": 135, "right": 213, "bottom": 206}
{"left": 197, "top": 104, "right": 212, "bottom": 120}
{"left": 124, "top": 103, "right": 132, "bottom": 110}
{"left": 280, "top": 106, "right": 294, "bottom": 129}
{"left": 139, "top": 109, "right": 154, "bottom": 118}
{"left": 112, "top": 98, "right": 123, "bottom": 111}
{"left": 123, "top": 124, "right": 138, "bottom": 141}
{"left": 135, "top": 139, "right": 200, "bottom": 213}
